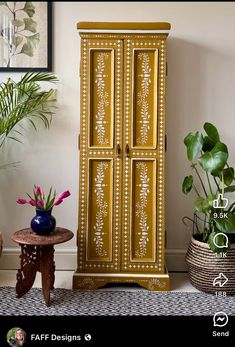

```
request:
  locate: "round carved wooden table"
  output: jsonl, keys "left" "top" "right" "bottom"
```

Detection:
{"left": 11, "top": 227, "right": 73, "bottom": 306}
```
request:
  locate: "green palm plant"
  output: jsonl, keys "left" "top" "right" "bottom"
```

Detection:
{"left": 0, "top": 71, "right": 58, "bottom": 167}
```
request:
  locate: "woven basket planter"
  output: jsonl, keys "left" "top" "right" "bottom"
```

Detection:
{"left": 185, "top": 237, "right": 235, "bottom": 295}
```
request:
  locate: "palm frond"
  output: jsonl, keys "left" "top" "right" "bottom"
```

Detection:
{"left": 19, "top": 72, "right": 59, "bottom": 85}
{"left": 0, "top": 72, "right": 58, "bottom": 147}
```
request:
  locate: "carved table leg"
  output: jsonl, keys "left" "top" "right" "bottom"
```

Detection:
{"left": 40, "top": 246, "right": 55, "bottom": 306}
{"left": 16, "top": 245, "right": 39, "bottom": 299}
{"left": 51, "top": 259, "right": 55, "bottom": 290}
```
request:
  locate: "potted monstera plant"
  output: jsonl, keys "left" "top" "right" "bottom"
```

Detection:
{"left": 183, "top": 122, "right": 235, "bottom": 294}
{"left": 0, "top": 72, "right": 58, "bottom": 257}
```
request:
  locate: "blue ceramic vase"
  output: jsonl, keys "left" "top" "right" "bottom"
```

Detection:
{"left": 31, "top": 209, "right": 56, "bottom": 235}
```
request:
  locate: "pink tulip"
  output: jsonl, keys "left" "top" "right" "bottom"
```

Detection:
{"left": 34, "top": 186, "right": 42, "bottom": 196}
{"left": 37, "top": 200, "right": 44, "bottom": 209}
{"left": 54, "top": 198, "right": 63, "bottom": 206}
{"left": 17, "top": 198, "right": 27, "bottom": 205}
{"left": 57, "top": 190, "right": 71, "bottom": 200}
{"left": 28, "top": 198, "right": 36, "bottom": 206}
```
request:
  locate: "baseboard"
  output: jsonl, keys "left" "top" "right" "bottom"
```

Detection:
{"left": 0, "top": 248, "right": 187, "bottom": 272}
{"left": 0, "top": 248, "right": 78, "bottom": 271}
{"left": 166, "top": 249, "right": 187, "bottom": 271}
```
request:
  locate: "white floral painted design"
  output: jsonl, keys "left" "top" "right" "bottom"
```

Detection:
{"left": 94, "top": 53, "right": 109, "bottom": 145}
{"left": 93, "top": 162, "right": 108, "bottom": 256}
{"left": 137, "top": 53, "right": 151, "bottom": 145}
{"left": 135, "top": 162, "right": 150, "bottom": 257}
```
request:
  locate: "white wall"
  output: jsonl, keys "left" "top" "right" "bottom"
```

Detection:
{"left": 1, "top": 2, "right": 235, "bottom": 271}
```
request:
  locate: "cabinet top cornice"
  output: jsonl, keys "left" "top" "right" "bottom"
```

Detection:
{"left": 77, "top": 22, "right": 171, "bottom": 33}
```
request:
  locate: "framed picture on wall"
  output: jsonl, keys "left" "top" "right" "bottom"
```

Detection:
{"left": 0, "top": 2, "right": 52, "bottom": 71}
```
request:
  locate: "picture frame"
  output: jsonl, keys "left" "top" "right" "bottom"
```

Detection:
{"left": 0, "top": 2, "right": 52, "bottom": 72}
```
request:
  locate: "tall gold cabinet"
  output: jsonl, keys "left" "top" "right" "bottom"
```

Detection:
{"left": 73, "top": 22, "right": 171, "bottom": 291}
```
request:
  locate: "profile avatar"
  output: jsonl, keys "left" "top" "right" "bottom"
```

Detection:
{"left": 7, "top": 328, "right": 26, "bottom": 347}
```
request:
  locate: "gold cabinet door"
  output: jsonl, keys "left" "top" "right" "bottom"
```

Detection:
{"left": 122, "top": 38, "right": 167, "bottom": 273}
{"left": 78, "top": 38, "right": 123, "bottom": 272}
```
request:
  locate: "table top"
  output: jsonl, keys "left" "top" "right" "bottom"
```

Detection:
{"left": 11, "top": 227, "right": 74, "bottom": 246}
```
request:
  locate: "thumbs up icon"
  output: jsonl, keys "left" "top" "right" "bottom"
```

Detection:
{"left": 213, "top": 194, "right": 229, "bottom": 209}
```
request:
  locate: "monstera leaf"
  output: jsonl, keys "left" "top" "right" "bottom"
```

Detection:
{"left": 214, "top": 167, "right": 234, "bottom": 186}
{"left": 194, "top": 195, "right": 215, "bottom": 213}
{"left": 182, "top": 175, "right": 193, "bottom": 194}
{"left": 203, "top": 122, "right": 220, "bottom": 142}
{"left": 184, "top": 131, "right": 203, "bottom": 161}
{"left": 202, "top": 136, "right": 215, "bottom": 152}
{"left": 202, "top": 123, "right": 220, "bottom": 152}
{"left": 213, "top": 212, "right": 235, "bottom": 233}
{"left": 223, "top": 167, "right": 234, "bottom": 186}
{"left": 198, "top": 142, "right": 228, "bottom": 175}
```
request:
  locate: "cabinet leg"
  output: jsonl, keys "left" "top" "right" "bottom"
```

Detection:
{"left": 40, "top": 246, "right": 55, "bottom": 306}
{"left": 16, "top": 245, "right": 38, "bottom": 299}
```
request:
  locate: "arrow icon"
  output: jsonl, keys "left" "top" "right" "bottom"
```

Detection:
{"left": 213, "top": 273, "right": 228, "bottom": 287}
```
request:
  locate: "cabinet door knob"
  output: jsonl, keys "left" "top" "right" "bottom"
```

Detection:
{"left": 116, "top": 143, "right": 121, "bottom": 156}
{"left": 125, "top": 144, "right": 130, "bottom": 157}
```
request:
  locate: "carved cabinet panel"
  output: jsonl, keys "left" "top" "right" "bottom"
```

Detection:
{"left": 78, "top": 38, "right": 122, "bottom": 272}
{"left": 74, "top": 23, "right": 170, "bottom": 291}
{"left": 123, "top": 38, "right": 166, "bottom": 273}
